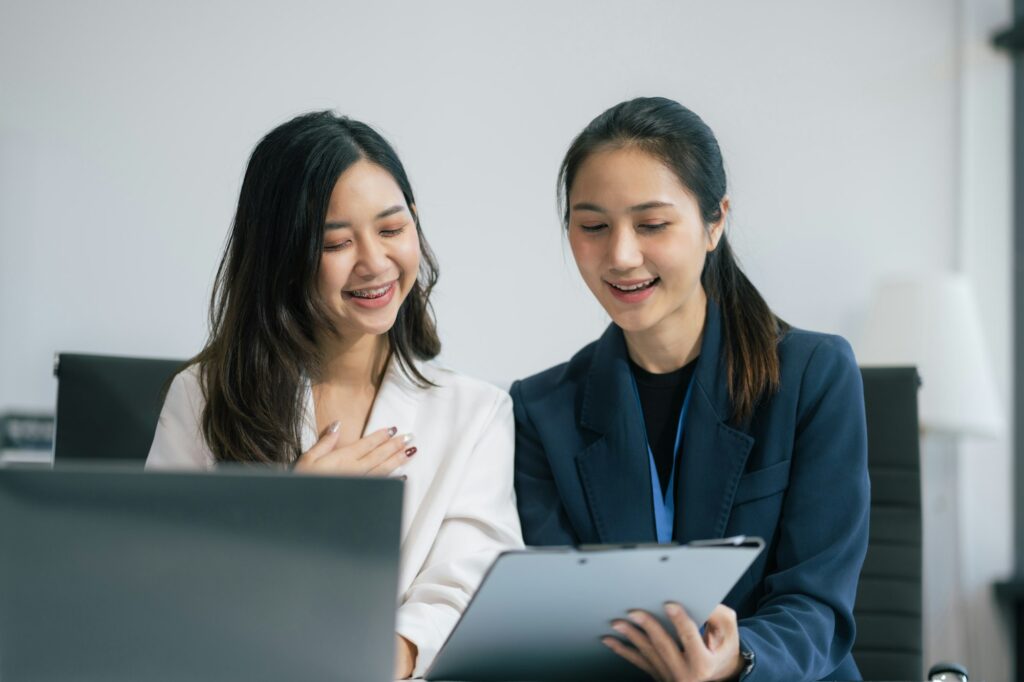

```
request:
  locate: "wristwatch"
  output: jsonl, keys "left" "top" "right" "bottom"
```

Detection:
{"left": 738, "top": 645, "right": 756, "bottom": 681}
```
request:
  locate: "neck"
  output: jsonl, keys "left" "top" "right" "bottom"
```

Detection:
{"left": 316, "top": 331, "right": 390, "bottom": 389}
{"left": 624, "top": 287, "right": 707, "bottom": 374}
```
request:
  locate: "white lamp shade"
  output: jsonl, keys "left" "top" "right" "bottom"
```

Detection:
{"left": 858, "top": 273, "right": 1003, "bottom": 437}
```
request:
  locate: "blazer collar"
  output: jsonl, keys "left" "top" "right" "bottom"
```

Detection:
{"left": 576, "top": 324, "right": 656, "bottom": 543}
{"left": 300, "top": 354, "right": 421, "bottom": 452}
{"left": 579, "top": 302, "right": 732, "bottom": 433}
{"left": 364, "top": 355, "right": 421, "bottom": 437}
{"left": 576, "top": 300, "right": 754, "bottom": 544}
{"left": 679, "top": 301, "right": 756, "bottom": 542}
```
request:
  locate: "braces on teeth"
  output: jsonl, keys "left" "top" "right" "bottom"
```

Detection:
{"left": 350, "top": 285, "right": 391, "bottom": 298}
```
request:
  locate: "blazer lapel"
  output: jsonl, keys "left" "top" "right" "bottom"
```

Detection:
{"left": 363, "top": 355, "right": 419, "bottom": 441}
{"left": 674, "top": 301, "right": 754, "bottom": 543}
{"left": 300, "top": 356, "right": 420, "bottom": 454}
{"left": 576, "top": 325, "right": 657, "bottom": 544}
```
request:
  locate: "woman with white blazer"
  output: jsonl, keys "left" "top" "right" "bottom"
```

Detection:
{"left": 145, "top": 111, "right": 523, "bottom": 679}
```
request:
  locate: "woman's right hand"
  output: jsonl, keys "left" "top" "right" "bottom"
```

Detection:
{"left": 293, "top": 422, "right": 415, "bottom": 476}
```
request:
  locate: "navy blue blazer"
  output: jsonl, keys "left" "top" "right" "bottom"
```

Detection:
{"left": 511, "top": 301, "right": 870, "bottom": 682}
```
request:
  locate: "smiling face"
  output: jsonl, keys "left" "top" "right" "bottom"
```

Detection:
{"left": 567, "top": 146, "right": 725, "bottom": 338}
{"left": 317, "top": 159, "right": 421, "bottom": 339}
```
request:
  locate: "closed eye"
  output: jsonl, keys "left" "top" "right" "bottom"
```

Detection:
{"left": 639, "top": 223, "right": 669, "bottom": 231}
{"left": 579, "top": 223, "right": 607, "bottom": 233}
{"left": 380, "top": 224, "right": 408, "bottom": 237}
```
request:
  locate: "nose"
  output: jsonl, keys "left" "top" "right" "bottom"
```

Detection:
{"left": 607, "top": 225, "right": 644, "bottom": 271}
{"left": 353, "top": 236, "right": 390, "bottom": 279}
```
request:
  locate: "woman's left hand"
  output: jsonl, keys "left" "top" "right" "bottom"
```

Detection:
{"left": 602, "top": 603, "right": 745, "bottom": 682}
{"left": 393, "top": 634, "right": 417, "bottom": 679}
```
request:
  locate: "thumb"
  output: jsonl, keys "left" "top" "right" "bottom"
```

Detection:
{"left": 703, "top": 605, "right": 735, "bottom": 652}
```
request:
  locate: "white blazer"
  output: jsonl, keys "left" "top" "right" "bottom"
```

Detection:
{"left": 146, "top": 357, "right": 524, "bottom": 677}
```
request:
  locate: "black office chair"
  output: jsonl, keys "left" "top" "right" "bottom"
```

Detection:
{"left": 855, "top": 366, "right": 968, "bottom": 682}
{"left": 854, "top": 366, "right": 923, "bottom": 679}
{"left": 52, "top": 353, "right": 186, "bottom": 464}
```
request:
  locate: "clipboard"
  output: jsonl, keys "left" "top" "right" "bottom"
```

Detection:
{"left": 424, "top": 536, "right": 763, "bottom": 682}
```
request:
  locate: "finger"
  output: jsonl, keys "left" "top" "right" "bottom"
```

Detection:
{"left": 613, "top": 620, "right": 672, "bottom": 682}
{"left": 361, "top": 433, "right": 414, "bottom": 472}
{"left": 296, "top": 421, "right": 342, "bottom": 465}
{"left": 703, "top": 618, "right": 726, "bottom": 652}
{"left": 665, "top": 602, "right": 705, "bottom": 654}
{"left": 601, "top": 636, "right": 658, "bottom": 679}
{"left": 366, "top": 442, "right": 416, "bottom": 477}
{"left": 351, "top": 427, "right": 399, "bottom": 459}
{"left": 631, "top": 610, "right": 686, "bottom": 680}
{"left": 315, "top": 428, "right": 401, "bottom": 472}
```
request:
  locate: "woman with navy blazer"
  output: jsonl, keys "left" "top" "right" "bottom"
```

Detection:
{"left": 512, "top": 98, "right": 869, "bottom": 682}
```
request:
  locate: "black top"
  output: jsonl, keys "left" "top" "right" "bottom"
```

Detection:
{"left": 629, "top": 356, "right": 697, "bottom": 497}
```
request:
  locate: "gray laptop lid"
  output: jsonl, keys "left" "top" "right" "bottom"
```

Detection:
{"left": 0, "top": 467, "right": 402, "bottom": 682}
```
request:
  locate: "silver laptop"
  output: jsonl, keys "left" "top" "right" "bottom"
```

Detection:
{"left": 0, "top": 466, "right": 403, "bottom": 682}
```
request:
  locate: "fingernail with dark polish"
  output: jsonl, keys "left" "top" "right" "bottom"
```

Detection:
{"left": 387, "top": 426, "right": 397, "bottom": 437}
{"left": 327, "top": 421, "right": 341, "bottom": 434}
{"left": 405, "top": 447, "right": 417, "bottom": 457}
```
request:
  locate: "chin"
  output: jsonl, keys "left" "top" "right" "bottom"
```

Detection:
{"left": 606, "top": 309, "right": 658, "bottom": 334}
{"left": 358, "top": 319, "right": 399, "bottom": 337}
{"left": 337, "top": 311, "right": 400, "bottom": 338}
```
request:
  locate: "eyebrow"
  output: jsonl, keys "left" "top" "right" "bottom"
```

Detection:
{"left": 324, "top": 204, "right": 407, "bottom": 230}
{"left": 571, "top": 201, "right": 675, "bottom": 214}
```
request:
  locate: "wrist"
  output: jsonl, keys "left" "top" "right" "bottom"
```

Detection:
{"left": 713, "top": 644, "right": 753, "bottom": 682}
{"left": 735, "top": 644, "right": 755, "bottom": 681}
{"left": 396, "top": 634, "right": 418, "bottom": 678}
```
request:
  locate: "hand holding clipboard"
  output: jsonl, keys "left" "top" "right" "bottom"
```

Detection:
{"left": 425, "top": 536, "right": 763, "bottom": 682}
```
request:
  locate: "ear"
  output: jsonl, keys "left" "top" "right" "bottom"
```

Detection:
{"left": 706, "top": 196, "right": 728, "bottom": 252}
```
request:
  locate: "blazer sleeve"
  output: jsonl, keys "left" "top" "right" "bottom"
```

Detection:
{"left": 395, "top": 389, "right": 524, "bottom": 677}
{"left": 145, "top": 369, "right": 215, "bottom": 470}
{"left": 738, "top": 336, "right": 870, "bottom": 681}
{"left": 510, "top": 380, "right": 580, "bottom": 546}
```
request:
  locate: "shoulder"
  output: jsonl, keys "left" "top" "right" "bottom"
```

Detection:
{"left": 411, "top": 360, "right": 511, "bottom": 417}
{"left": 146, "top": 363, "right": 215, "bottom": 470}
{"left": 777, "top": 327, "right": 859, "bottom": 381}
{"left": 168, "top": 363, "right": 203, "bottom": 397}
{"left": 160, "top": 363, "right": 206, "bottom": 418}
{"left": 773, "top": 326, "right": 863, "bottom": 422}
{"left": 402, "top": 361, "right": 514, "bottom": 467}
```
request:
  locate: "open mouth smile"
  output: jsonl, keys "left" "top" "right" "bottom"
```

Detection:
{"left": 605, "top": 277, "right": 660, "bottom": 302}
{"left": 344, "top": 281, "right": 397, "bottom": 308}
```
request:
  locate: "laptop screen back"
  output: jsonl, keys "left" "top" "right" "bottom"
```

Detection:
{"left": 0, "top": 467, "right": 402, "bottom": 682}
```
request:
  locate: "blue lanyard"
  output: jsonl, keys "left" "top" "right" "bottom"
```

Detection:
{"left": 630, "top": 373, "right": 695, "bottom": 544}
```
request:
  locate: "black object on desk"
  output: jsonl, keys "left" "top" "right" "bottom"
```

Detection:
{"left": 53, "top": 352, "right": 184, "bottom": 463}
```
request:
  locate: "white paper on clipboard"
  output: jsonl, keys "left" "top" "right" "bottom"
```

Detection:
{"left": 424, "top": 536, "right": 764, "bottom": 682}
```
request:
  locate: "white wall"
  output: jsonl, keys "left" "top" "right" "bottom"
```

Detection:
{"left": 0, "top": 0, "right": 960, "bottom": 403}
{"left": 0, "top": 0, "right": 1012, "bottom": 677}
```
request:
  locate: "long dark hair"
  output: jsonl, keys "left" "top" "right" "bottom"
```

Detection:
{"left": 193, "top": 111, "right": 440, "bottom": 464}
{"left": 558, "top": 97, "right": 787, "bottom": 424}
